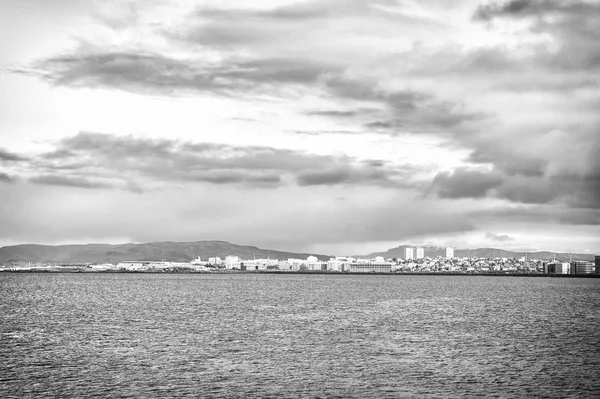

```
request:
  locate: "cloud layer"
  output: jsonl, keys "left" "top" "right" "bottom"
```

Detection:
{"left": 1, "top": 0, "right": 599, "bottom": 253}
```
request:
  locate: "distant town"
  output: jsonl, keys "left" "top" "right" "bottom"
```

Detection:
{"left": 2, "top": 246, "right": 599, "bottom": 276}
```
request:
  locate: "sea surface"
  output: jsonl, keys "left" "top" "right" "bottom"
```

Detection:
{"left": 1, "top": 273, "right": 599, "bottom": 398}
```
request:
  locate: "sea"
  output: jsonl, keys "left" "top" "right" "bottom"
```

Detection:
{"left": 1, "top": 273, "right": 599, "bottom": 398}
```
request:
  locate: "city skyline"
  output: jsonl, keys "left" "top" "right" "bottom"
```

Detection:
{"left": 0, "top": 0, "right": 599, "bottom": 255}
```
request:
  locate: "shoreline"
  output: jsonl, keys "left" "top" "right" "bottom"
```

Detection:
{"left": 1, "top": 269, "right": 599, "bottom": 278}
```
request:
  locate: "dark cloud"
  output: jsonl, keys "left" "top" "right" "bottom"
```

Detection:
{"left": 473, "top": 0, "right": 596, "bottom": 21}
{"left": 296, "top": 168, "right": 393, "bottom": 187}
{"left": 0, "top": 148, "right": 27, "bottom": 162}
{"left": 178, "top": 0, "right": 442, "bottom": 49}
{"left": 472, "top": 205, "right": 600, "bottom": 226}
{"left": 323, "top": 76, "right": 486, "bottom": 133}
{"left": 291, "top": 130, "right": 358, "bottom": 136}
{"left": 457, "top": 125, "right": 600, "bottom": 208}
{"left": 429, "top": 168, "right": 504, "bottom": 199}
{"left": 11, "top": 51, "right": 339, "bottom": 97}
{"left": 184, "top": 170, "right": 282, "bottom": 186}
{"left": 13, "top": 132, "right": 416, "bottom": 190}
{"left": 474, "top": 0, "right": 600, "bottom": 72}
{"left": 468, "top": 150, "right": 546, "bottom": 177}
{"left": 305, "top": 110, "right": 362, "bottom": 118}
{"left": 365, "top": 121, "right": 396, "bottom": 129}
{"left": 0, "top": 172, "right": 17, "bottom": 183}
{"left": 485, "top": 232, "right": 515, "bottom": 242}
{"left": 429, "top": 166, "right": 600, "bottom": 209}
{"left": 29, "top": 174, "right": 114, "bottom": 189}
{"left": 197, "top": 0, "right": 398, "bottom": 22}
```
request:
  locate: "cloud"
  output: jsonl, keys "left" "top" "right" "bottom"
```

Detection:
{"left": 0, "top": 148, "right": 27, "bottom": 163}
{"left": 473, "top": 0, "right": 595, "bottom": 21}
{"left": 0, "top": 172, "right": 17, "bottom": 183}
{"left": 5, "top": 0, "right": 481, "bottom": 142}
{"left": 7, "top": 131, "right": 419, "bottom": 191}
{"left": 457, "top": 127, "right": 600, "bottom": 208}
{"left": 472, "top": 205, "right": 600, "bottom": 226}
{"left": 178, "top": 0, "right": 445, "bottom": 51}
{"left": 429, "top": 165, "right": 600, "bottom": 209}
{"left": 296, "top": 168, "right": 396, "bottom": 187}
{"left": 304, "top": 110, "right": 363, "bottom": 118}
{"left": 485, "top": 232, "right": 515, "bottom": 242}
{"left": 429, "top": 168, "right": 504, "bottom": 199}
{"left": 29, "top": 175, "right": 114, "bottom": 189}
{"left": 473, "top": 0, "right": 600, "bottom": 72}
{"left": 11, "top": 51, "right": 338, "bottom": 97}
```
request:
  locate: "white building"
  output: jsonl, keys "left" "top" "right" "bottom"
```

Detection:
{"left": 416, "top": 248, "right": 425, "bottom": 259}
{"left": 445, "top": 247, "right": 454, "bottom": 259}
{"left": 405, "top": 247, "right": 414, "bottom": 260}
{"left": 327, "top": 256, "right": 356, "bottom": 272}
{"left": 225, "top": 255, "right": 240, "bottom": 269}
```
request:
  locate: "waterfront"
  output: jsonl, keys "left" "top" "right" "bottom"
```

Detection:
{"left": 1, "top": 273, "right": 599, "bottom": 398}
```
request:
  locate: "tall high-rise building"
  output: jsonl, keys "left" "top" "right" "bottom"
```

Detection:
{"left": 405, "top": 247, "right": 414, "bottom": 260}
{"left": 416, "top": 247, "right": 425, "bottom": 259}
{"left": 445, "top": 247, "right": 454, "bottom": 259}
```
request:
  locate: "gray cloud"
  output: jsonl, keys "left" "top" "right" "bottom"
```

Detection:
{"left": 177, "top": 0, "right": 444, "bottom": 49}
{"left": 485, "top": 232, "right": 515, "bottom": 242}
{"left": 0, "top": 148, "right": 27, "bottom": 163}
{"left": 10, "top": 51, "right": 339, "bottom": 98}
{"left": 29, "top": 174, "right": 114, "bottom": 189}
{"left": 474, "top": 0, "right": 600, "bottom": 72}
{"left": 14, "top": 48, "right": 483, "bottom": 138}
{"left": 473, "top": 205, "right": 600, "bottom": 226}
{"left": 323, "top": 76, "right": 487, "bottom": 134}
{"left": 297, "top": 168, "right": 395, "bottom": 187}
{"left": 429, "top": 168, "right": 504, "bottom": 199}
{"left": 429, "top": 166, "right": 600, "bottom": 209}
{"left": 456, "top": 124, "right": 600, "bottom": 209}
{"left": 0, "top": 172, "right": 17, "bottom": 183}
{"left": 468, "top": 149, "right": 547, "bottom": 177}
{"left": 13, "top": 132, "right": 417, "bottom": 191}
{"left": 305, "top": 110, "right": 362, "bottom": 118}
{"left": 474, "top": 0, "right": 596, "bottom": 21}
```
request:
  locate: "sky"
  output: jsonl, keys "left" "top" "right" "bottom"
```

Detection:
{"left": 0, "top": 0, "right": 599, "bottom": 255}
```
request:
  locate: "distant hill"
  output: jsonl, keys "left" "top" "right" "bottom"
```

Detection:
{"left": 0, "top": 241, "right": 333, "bottom": 265}
{"left": 356, "top": 245, "right": 595, "bottom": 261}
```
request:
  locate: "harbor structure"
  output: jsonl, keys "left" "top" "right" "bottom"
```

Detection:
{"left": 347, "top": 260, "right": 393, "bottom": 273}
{"left": 570, "top": 261, "right": 595, "bottom": 275}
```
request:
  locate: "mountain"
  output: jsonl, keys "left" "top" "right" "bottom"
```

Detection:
{"left": 0, "top": 241, "right": 333, "bottom": 265}
{"left": 356, "top": 245, "right": 595, "bottom": 261}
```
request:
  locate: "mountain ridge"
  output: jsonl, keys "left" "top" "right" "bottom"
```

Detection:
{"left": 0, "top": 241, "right": 333, "bottom": 264}
{"left": 0, "top": 241, "right": 595, "bottom": 264}
{"left": 355, "top": 245, "right": 595, "bottom": 261}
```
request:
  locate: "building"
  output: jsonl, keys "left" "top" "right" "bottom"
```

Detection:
{"left": 548, "top": 262, "right": 570, "bottom": 274}
{"left": 348, "top": 261, "right": 393, "bottom": 273}
{"left": 225, "top": 256, "right": 240, "bottom": 269}
{"left": 208, "top": 257, "right": 222, "bottom": 265}
{"left": 445, "top": 247, "right": 454, "bottom": 259}
{"left": 570, "top": 261, "right": 595, "bottom": 275}
{"left": 191, "top": 257, "right": 209, "bottom": 266}
{"left": 405, "top": 247, "right": 414, "bottom": 260}
{"left": 416, "top": 247, "right": 425, "bottom": 259}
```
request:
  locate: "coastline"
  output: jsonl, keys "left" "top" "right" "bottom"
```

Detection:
{"left": 1, "top": 269, "right": 599, "bottom": 278}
